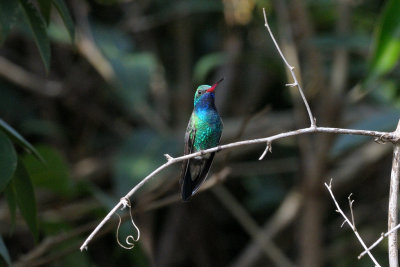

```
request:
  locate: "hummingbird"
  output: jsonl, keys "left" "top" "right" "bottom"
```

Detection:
{"left": 180, "top": 78, "right": 224, "bottom": 201}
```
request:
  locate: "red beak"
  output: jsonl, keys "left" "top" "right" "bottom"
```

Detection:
{"left": 206, "top": 78, "right": 224, "bottom": 93}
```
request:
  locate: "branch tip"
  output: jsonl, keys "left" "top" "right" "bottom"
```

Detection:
{"left": 164, "top": 154, "right": 173, "bottom": 161}
{"left": 325, "top": 178, "right": 381, "bottom": 266}
{"left": 285, "top": 82, "right": 297, "bottom": 87}
{"left": 258, "top": 141, "right": 272, "bottom": 160}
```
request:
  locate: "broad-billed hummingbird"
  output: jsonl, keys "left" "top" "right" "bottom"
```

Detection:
{"left": 180, "top": 79, "right": 224, "bottom": 201}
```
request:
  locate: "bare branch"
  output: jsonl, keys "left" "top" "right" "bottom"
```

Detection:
{"left": 80, "top": 126, "right": 395, "bottom": 251}
{"left": 359, "top": 223, "right": 400, "bottom": 259}
{"left": 79, "top": 8, "right": 400, "bottom": 252}
{"left": 164, "top": 154, "right": 173, "bottom": 161}
{"left": 262, "top": 8, "right": 315, "bottom": 127}
{"left": 348, "top": 193, "right": 356, "bottom": 228}
{"left": 388, "top": 120, "right": 400, "bottom": 267}
{"left": 259, "top": 141, "right": 272, "bottom": 160}
{"left": 324, "top": 180, "right": 381, "bottom": 267}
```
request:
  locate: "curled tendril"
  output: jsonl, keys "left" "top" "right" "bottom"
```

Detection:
{"left": 115, "top": 197, "right": 140, "bottom": 250}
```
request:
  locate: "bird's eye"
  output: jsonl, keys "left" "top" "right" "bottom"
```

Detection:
{"left": 198, "top": 91, "right": 202, "bottom": 95}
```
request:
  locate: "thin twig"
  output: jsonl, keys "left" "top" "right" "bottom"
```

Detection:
{"left": 262, "top": 8, "right": 315, "bottom": 127}
{"left": 258, "top": 141, "right": 272, "bottom": 160}
{"left": 80, "top": 126, "right": 395, "bottom": 251}
{"left": 359, "top": 223, "right": 400, "bottom": 259}
{"left": 388, "top": 120, "right": 400, "bottom": 267}
{"left": 348, "top": 193, "right": 356, "bottom": 227}
{"left": 80, "top": 7, "right": 398, "bottom": 251}
{"left": 325, "top": 179, "right": 381, "bottom": 267}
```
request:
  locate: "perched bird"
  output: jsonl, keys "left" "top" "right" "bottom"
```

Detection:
{"left": 180, "top": 79, "right": 224, "bottom": 201}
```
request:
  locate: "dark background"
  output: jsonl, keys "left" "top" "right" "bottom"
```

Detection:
{"left": 1, "top": 0, "right": 400, "bottom": 266}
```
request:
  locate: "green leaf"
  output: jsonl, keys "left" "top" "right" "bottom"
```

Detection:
{"left": 23, "top": 145, "right": 71, "bottom": 196}
{"left": 38, "top": 0, "right": 52, "bottom": 25}
{"left": 0, "top": 131, "right": 17, "bottom": 193}
{"left": 13, "top": 160, "right": 38, "bottom": 240}
{"left": 0, "top": 119, "right": 44, "bottom": 163}
{"left": 368, "top": 0, "right": 400, "bottom": 78}
{"left": 51, "top": 0, "right": 74, "bottom": 42}
{"left": 0, "top": 236, "right": 11, "bottom": 267}
{"left": 0, "top": 1, "right": 19, "bottom": 43}
{"left": 18, "top": 0, "right": 51, "bottom": 72}
{"left": 4, "top": 183, "right": 17, "bottom": 232}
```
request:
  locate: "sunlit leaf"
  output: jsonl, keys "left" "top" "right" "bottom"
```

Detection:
{"left": 0, "top": 236, "right": 11, "bottom": 267}
{"left": 0, "top": 1, "right": 19, "bottom": 43}
{"left": 13, "top": 160, "right": 38, "bottom": 240}
{"left": 0, "top": 118, "right": 44, "bottom": 163}
{"left": 368, "top": 0, "right": 400, "bottom": 78}
{"left": 47, "top": 22, "right": 70, "bottom": 43}
{"left": 0, "top": 131, "right": 17, "bottom": 193}
{"left": 18, "top": 0, "right": 51, "bottom": 72}
{"left": 52, "top": 0, "right": 74, "bottom": 41}
{"left": 23, "top": 145, "right": 71, "bottom": 196}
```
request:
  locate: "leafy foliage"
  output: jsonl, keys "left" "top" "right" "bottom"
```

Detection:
{"left": 18, "top": 0, "right": 51, "bottom": 71}
{"left": 0, "top": 0, "right": 74, "bottom": 71}
{"left": 0, "top": 130, "right": 17, "bottom": 192}
{"left": 23, "top": 145, "right": 71, "bottom": 196}
{"left": 0, "top": 119, "right": 44, "bottom": 162}
{"left": 368, "top": 0, "right": 400, "bottom": 78}
{"left": 0, "top": 119, "right": 41, "bottom": 243}
{"left": 12, "top": 160, "right": 38, "bottom": 240}
{"left": 51, "top": 0, "right": 74, "bottom": 41}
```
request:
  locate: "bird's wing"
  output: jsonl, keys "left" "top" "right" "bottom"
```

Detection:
{"left": 180, "top": 118, "right": 216, "bottom": 201}
{"left": 180, "top": 117, "right": 195, "bottom": 186}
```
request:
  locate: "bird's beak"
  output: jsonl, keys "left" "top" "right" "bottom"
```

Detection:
{"left": 207, "top": 78, "right": 224, "bottom": 93}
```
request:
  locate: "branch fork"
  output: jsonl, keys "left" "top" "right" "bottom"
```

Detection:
{"left": 164, "top": 154, "right": 173, "bottom": 161}
{"left": 325, "top": 179, "right": 381, "bottom": 267}
{"left": 359, "top": 223, "right": 400, "bottom": 259}
{"left": 259, "top": 141, "right": 272, "bottom": 160}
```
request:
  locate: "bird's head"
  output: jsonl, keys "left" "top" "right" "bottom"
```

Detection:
{"left": 194, "top": 78, "right": 224, "bottom": 106}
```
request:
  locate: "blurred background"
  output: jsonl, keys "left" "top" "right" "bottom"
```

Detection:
{"left": 0, "top": 0, "right": 400, "bottom": 266}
